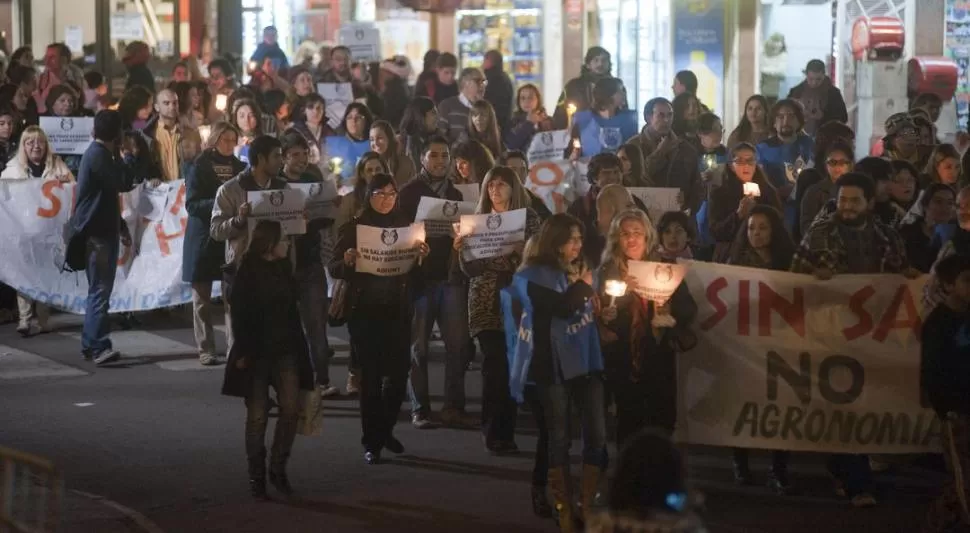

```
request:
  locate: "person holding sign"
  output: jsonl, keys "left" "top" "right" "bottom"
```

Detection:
{"left": 43, "top": 84, "right": 84, "bottom": 177}
{"left": 505, "top": 213, "right": 605, "bottom": 530}
{"left": 325, "top": 103, "right": 372, "bottom": 180}
{"left": 222, "top": 220, "right": 314, "bottom": 500}
{"left": 329, "top": 174, "right": 430, "bottom": 465}
{"left": 707, "top": 142, "right": 781, "bottom": 263}
{"left": 597, "top": 209, "right": 696, "bottom": 444}
{"left": 457, "top": 166, "right": 541, "bottom": 455}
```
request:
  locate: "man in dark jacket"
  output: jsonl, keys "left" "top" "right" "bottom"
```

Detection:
{"left": 398, "top": 135, "right": 471, "bottom": 430}
{"left": 552, "top": 46, "right": 612, "bottom": 129}
{"left": 416, "top": 52, "right": 459, "bottom": 105}
{"left": 68, "top": 110, "right": 140, "bottom": 365}
{"left": 630, "top": 97, "right": 703, "bottom": 213}
{"left": 787, "top": 59, "right": 848, "bottom": 137}
{"left": 437, "top": 68, "right": 486, "bottom": 145}
{"left": 249, "top": 26, "right": 290, "bottom": 71}
{"left": 483, "top": 50, "right": 514, "bottom": 134}
{"left": 318, "top": 46, "right": 354, "bottom": 84}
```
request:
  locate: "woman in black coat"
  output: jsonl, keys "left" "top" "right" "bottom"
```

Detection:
{"left": 221, "top": 220, "right": 314, "bottom": 500}
{"left": 330, "top": 173, "right": 430, "bottom": 465}
{"left": 183, "top": 122, "right": 246, "bottom": 365}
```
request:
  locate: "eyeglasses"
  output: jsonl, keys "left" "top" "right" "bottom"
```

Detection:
{"left": 732, "top": 158, "right": 756, "bottom": 166}
{"left": 371, "top": 191, "right": 398, "bottom": 199}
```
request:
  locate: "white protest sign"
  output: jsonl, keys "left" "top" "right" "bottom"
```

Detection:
{"left": 247, "top": 189, "right": 307, "bottom": 235}
{"left": 356, "top": 223, "right": 425, "bottom": 276}
{"left": 337, "top": 24, "right": 382, "bottom": 63}
{"left": 64, "top": 26, "right": 84, "bottom": 56}
{"left": 317, "top": 83, "right": 353, "bottom": 130}
{"left": 454, "top": 183, "right": 480, "bottom": 205}
{"left": 678, "top": 262, "right": 937, "bottom": 454}
{"left": 525, "top": 159, "right": 589, "bottom": 214}
{"left": 627, "top": 187, "right": 682, "bottom": 222}
{"left": 288, "top": 181, "right": 339, "bottom": 220}
{"left": 626, "top": 260, "right": 688, "bottom": 305}
{"left": 110, "top": 12, "right": 144, "bottom": 40}
{"left": 39, "top": 117, "right": 94, "bottom": 155}
{"left": 415, "top": 196, "right": 477, "bottom": 237}
{"left": 135, "top": 182, "right": 171, "bottom": 222}
{"left": 459, "top": 208, "right": 527, "bottom": 261}
{"left": 526, "top": 130, "right": 570, "bottom": 163}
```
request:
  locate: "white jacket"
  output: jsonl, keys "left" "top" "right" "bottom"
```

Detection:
{"left": 0, "top": 155, "right": 74, "bottom": 182}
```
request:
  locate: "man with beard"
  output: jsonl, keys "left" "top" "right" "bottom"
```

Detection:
{"left": 630, "top": 97, "right": 702, "bottom": 213}
{"left": 552, "top": 47, "right": 612, "bottom": 129}
{"left": 792, "top": 172, "right": 919, "bottom": 508}
{"left": 398, "top": 136, "right": 471, "bottom": 430}
{"left": 757, "top": 99, "right": 814, "bottom": 227}
{"left": 319, "top": 46, "right": 353, "bottom": 84}
{"left": 787, "top": 59, "right": 848, "bottom": 137}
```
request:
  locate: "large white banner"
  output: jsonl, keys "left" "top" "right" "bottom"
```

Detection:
{"left": 0, "top": 179, "right": 200, "bottom": 314}
{"left": 679, "top": 262, "right": 939, "bottom": 454}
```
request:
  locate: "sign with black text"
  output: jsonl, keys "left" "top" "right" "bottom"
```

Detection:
{"left": 459, "top": 208, "right": 527, "bottom": 261}
{"left": 356, "top": 223, "right": 425, "bottom": 276}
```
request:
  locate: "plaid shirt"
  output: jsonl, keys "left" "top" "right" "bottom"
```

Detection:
{"left": 791, "top": 215, "right": 908, "bottom": 275}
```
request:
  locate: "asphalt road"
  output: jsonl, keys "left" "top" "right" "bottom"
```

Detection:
{"left": 0, "top": 309, "right": 946, "bottom": 533}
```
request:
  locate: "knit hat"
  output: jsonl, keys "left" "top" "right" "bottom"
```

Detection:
{"left": 884, "top": 112, "right": 919, "bottom": 142}
{"left": 381, "top": 56, "right": 413, "bottom": 80}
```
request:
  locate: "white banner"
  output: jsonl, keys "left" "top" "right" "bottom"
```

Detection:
{"left": 136, "top": 182, "right": 172, "bottom": 222}
{"left": 40, "top": 117, "right": 94, "bottom": 155}
{"left": 0, "top": 179, "right": 202, "bottom": 314}
{"left": 317, "top": 83, "right": 353, "bottom": 130}
{"left": 288, "top": 181, "right": 338, "bottom": 220}
{"left": 627, "top": 260, "right": 688, "bottom": 305}
{"left": 415, "top": 196, "right": 476, "bottom": 238}
{"left": 525, "top": 159, "right": 589, "bottom": 214}
{"left": 527, "top": 130, "right": 570, "bottom": 163}
{"left": 627, "top": 187, "right": 682, "bottom": 223}
{"left": 459, "top": 208, "right": 527, "bottom": 261}
{"left": 678, "top": 262, "right": 938, "bottom": 454}
{"left": 356, "top": 223, "right": 425, "bottom": 276}
{"left": 247, "top": 189, "right": 306, "bottom": 235}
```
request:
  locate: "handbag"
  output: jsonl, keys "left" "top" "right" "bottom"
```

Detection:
{"left": 328, "top": 278, "right": 349, "bottom": 327}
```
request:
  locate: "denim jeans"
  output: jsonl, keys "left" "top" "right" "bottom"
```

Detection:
{"left": 245, "top": 354, "right": 301, "bottom": 468}
{"left": 539, "top": 375, "right": 608, "bottom": 469}
{"left": 296, "top": 266, "right": 331, "bottom": 386}
{"left": 408, "top": 282, "right": 469, "bottom": 415}
{"left": 82, "top": 236, "right": 119, "bottom": 355}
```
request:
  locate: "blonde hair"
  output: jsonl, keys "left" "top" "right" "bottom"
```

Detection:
{"left": 204, "top": 121, "right": 240, "bottom": 151}
{"left": 601, "top": 209, "right": 657, "bottom": 271}
{"left": 596, "top": 184, "right": 636, "bottom": 223}
{"left": 476, "top": 166, "right": 531, "bottom": 214}
{"left": 16, "top": 126, "right": 56, "bottom": 169}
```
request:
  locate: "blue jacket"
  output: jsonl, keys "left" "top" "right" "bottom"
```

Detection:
{"left": 249, "top": 43, "right": 290, "bottom": 70}
{"left": 573, "top": 109, "right": 639, "bottom": 157}
{"left": 755, "top": 135, "right": 814, "bottom": 190}
{"left": 69, "top": 142, "right": 139, "bottom": 239}
{"left": 325, "top": 135, "right": 371, "bottom": 181}
{"left": 503, "top": 265, "right": 603, "bottom": 402}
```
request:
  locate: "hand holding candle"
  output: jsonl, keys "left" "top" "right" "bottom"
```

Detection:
{"left": 604, "top": 279, "right": 628, "bottom": 307}
{"left": 566, "top": 102, "right": 577, "bottom": 131}
{"left": 199, "top": 125, "right": 212, "bottom": 144}
{"left": 743, "top": 182, "right": 761, "bottom": 197}
{"left": 215, "top": 94, "right": 228, "bottom": 112}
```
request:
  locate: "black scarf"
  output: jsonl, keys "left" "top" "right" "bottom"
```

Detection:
{"left": 26, "top": 159, "right": 45, "bottom": 178}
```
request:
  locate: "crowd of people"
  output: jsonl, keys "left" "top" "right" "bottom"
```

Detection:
{"left": 2, "top": 26, "right": 970, "bottom": 532}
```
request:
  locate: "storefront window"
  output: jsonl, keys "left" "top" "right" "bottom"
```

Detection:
{"left": 456, "top": 0, "right": 544, "bottom": 93}
{"left": 759, "top": 0, "right": 833, "bottom": 104}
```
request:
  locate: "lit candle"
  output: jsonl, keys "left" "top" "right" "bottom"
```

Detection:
{"left": 572, "top": 138, "right": 582, "bottom": 156}
{"left": 329, "top": 157, "right": 343, "bottom": 176}
{"left": 743, "top": 182, "right": 761, "bottom": 197}
{"left": 604, "top": 279, "right": 628, "bottom": 307}
{"left": 215, "top": 94, "right": 228, "bottom": 112}
{"left": 566, "top": 102, "right": 577, "bottom": 132}
{"left": 199, "top": 125, "right": 211, "bottom": 144}
{"left": 248, "top": 60, "right": 258, "bottom": 73}
{"left": 704, "top": 153, "right": 717, "bottom": 171}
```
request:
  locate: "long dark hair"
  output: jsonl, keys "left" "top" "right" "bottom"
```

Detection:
{"left": 118, "top": 86, "right": 154, "bottom": 127}
{"left": 352, "top": 151, "right": 390, "bottom": 203}
{"left": 363, "top": 173, "right": 399, "bottom": 215}
{"left": 618, "top": 142, "right": 648, "bottom": 186}
{"left": 370, "top": 119, "right": 401, "bottom": 172}
{"left": 515, "top": 83, "right": 544, "bottom": 114}
{"left": 400, "top": 97, "right": 436, "bottom": 136}
{"left": 526, "top": 213, "right": 583, "bottom": 271}
{"left": 672, "top": 92, "right": 699, "bottom": 137}
{"left": 467, "top": 100, "right": 503, "bottom": 160}
{"left": 452, "top": 140, "right": 495, "bottom": 184}
{"left": 245, "top": 220, "right": 283, "bottom": 260}
{"left": 169, "top": 81, "right": 195, "bottom": 116}
{"left": 340, "top": 102, "right": 373, "bottom": 140}
{"left": 726, "top": 142, "right": 782, "bottom": 211}
{"left": 730, "top": 94, "right": 769, "bottom": 146}
{"left": 727, "top": 205, "right": 794, "bottom": 271}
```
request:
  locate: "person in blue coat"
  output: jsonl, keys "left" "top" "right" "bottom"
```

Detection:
{"left": 325, "top": 102, "right": 372, "bottom": 184}
{"left": 183, "top": 121, "right": 246, "bottom": 366}
{"left": 569, "top": 78, "right": 638, "bottom": 158}
{"left": 755, "top": 99, "right": 814, "bottom": 228}
{"left": 504, "top": 213, "right": 606, "bottom": 531}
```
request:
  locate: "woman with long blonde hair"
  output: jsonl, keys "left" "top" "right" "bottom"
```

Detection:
{"left": 0, "top": 126, "right": 74, "bottom": 183}
{"left": 597, "top": 209, "right": 696, "bottom": 445}
{"left": 457, "top": 166, "right": 541, "bottom": 455}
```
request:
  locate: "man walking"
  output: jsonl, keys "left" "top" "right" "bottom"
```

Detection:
{"left": 68, "top": 110, "right": 140, "bottom": 365}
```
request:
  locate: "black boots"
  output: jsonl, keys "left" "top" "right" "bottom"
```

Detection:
{"left": 531, "top": 485, "right": 553, "bottom": 518}
{"left": 269, "top": 453, "right": 293, "bottom": 497}
{"left": 248, "top": 448, "right": 267, "bottom": 500}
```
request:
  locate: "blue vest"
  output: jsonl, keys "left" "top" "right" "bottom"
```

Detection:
{"left": 574, "top": 110, "right": 639, "bottom": 157}
{"left": 325, "top": 135, "right": 370, "bottom": 180}
{"left": 502, "top": 265, "right": 603, "bottom": 402}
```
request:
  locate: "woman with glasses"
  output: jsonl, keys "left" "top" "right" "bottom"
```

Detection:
{"left": 326, "top": 102, "right": 373, "bottom": 182}
{"left": 798, "top": 140, "right": 855, "bottom": 236}
{"left": 330, "top": 173, "right": 430, "bottom": 465}
{"left": 707, "top": 142, "right": 782, "bottom": 263}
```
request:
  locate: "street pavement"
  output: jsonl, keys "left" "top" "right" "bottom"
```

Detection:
{"left": 0, "top": 309, "right": 947, "bottom": 533}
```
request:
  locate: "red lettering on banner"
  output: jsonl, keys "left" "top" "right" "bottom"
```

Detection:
{"left": 872, "top": 285, "right": 921, "bottom": 342}
{"left": 36, "top": 180, "right": 64, "bottom": 218}
{"left": 758, "top": 283, "right": 806, "bottom": 338}
{"left": 168, "top": 182, "right": 186, "bottom": 214}
{"left": 155, "top": 218, "right": 187, "bottom": 256}
{"left": 843, "top": 285, "right": 876, "bottom": 341}
{"left": 117, "top": 242, "right": 131, "bottom": 266}
{"left": 699, "top": 276, "right": 728, "bottom": 330}
{"left": 738, "top": 280, "right": 751, "bottom": 336}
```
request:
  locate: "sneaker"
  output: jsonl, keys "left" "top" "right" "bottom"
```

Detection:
{"left": 851, "top": 492, "right": 877, "bottom": 508}
{"left": 345, "top": 371, "right": 360, "bottom": 395}
{"left": 199, "top": 352, "right": 221, "bottom": 366}
{"left": 411, "top": 413, "right": 437, "bottom": 429}
{"left": 439, "top": 408, "right": 476, "bottom": 429}
{"left": 93, "top": 349, "right": 121, "bottom": 366}
{"left": 317, "top": 384, "right": 341, "bottom": 397}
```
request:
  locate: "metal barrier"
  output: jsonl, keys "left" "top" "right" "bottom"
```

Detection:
{"left": 0, "top": 447, "right": 62, "bottom": 533}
